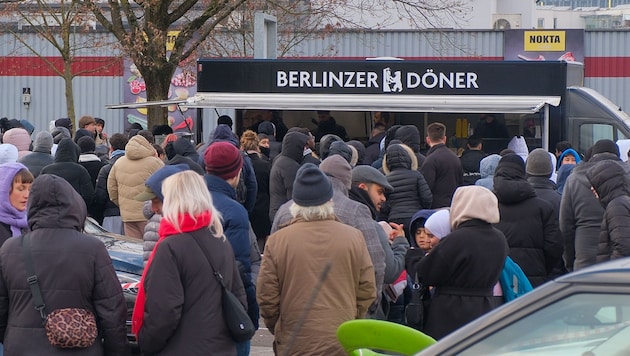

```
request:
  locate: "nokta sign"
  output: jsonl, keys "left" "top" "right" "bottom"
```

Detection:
{"left": 197, "top": 60, "right": 568, "bottom": 96}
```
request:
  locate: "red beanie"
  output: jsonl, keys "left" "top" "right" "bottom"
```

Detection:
{"left": 204, "top": 142, "right": 243, "bottom": 180}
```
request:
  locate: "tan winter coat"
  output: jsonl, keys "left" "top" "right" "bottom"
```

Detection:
{"left": 107, "top": 136, "right": 163, "bottom": 222}
{"left": 257, "top": 219, "right": 376, "bottom": 355}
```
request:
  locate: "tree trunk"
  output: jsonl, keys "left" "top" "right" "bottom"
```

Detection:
{"left": 63, "top": 61, "right": 76, "bottom": 133}
{"left": 143, "top": 66, "right": 173, "bottom": 130}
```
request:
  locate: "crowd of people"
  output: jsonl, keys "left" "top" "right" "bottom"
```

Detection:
{"left": 0, "top": 111, "right": 626, "bottom": 355}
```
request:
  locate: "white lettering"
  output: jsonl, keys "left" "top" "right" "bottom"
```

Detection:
{"left": 368, "top": 72, "right": 379, "bottom": 88}
{"left": 344, "top": 72, "right": 355, "bottom": 87}
{"left": 330, "top": 72, "right": 343, "bottom": 87}
{"left": 407, "top": 72, "right": 420, "bottom": 88}
{"left": 277, "top": 71, "right": 288, "bottom": 87}
{"left": 455, "top": 72, "right": 467, "bottom": 88}
{"left": 300, "top": 71, "right": 310, "bottom": 87}
{"left": 467, "top": 72, "right": 478, "bottom": 88}
{"left": 439, "top": 72, "right": 453, "bottom": 88}
{"left": 289, "top": 71, "right": 299, "bottom": 87}
{"left": 422, "top": 70, "right": 438, "bottom": 89}
{"left": 356, "top": 72, "right": 365, "bottom": 87}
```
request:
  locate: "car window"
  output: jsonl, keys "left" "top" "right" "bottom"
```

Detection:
{"left": 459, "top": 293, "right": 630, "bottom": 355}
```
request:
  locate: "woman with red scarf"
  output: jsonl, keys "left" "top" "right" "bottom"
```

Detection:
{"left": 133, "top": 171, "right": 247, "bottom": 355}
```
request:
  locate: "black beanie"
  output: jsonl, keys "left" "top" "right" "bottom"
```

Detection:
{"left": 591, "top": 139, "right": 619, "bottom": 157}
{"left": 292, "top": 163, "right": 333, "bottom": 207}
{"left": 77, "top": 136, "right": 96, "bottom": 153}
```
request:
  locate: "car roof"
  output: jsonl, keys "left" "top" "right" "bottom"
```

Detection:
{"left": 556, "top": 257, "right": 630, "bottom": 284}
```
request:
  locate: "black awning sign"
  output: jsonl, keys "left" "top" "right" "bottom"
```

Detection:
{"left": 197, "top": 59, "right": 570, "bottom": 96}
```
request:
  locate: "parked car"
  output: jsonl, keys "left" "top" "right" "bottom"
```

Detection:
{"left": 418, "top": 258, "right": 630, "bottom": 355}
{"left": 84, "top": 217, "right": 143, "bottom": 350}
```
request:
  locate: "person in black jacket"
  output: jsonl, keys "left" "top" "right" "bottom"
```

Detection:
{"left": 364, "top": 123, "right": 386, "bottom": 166}
{"left": 40, "top": 138, "right": 95, "bottom": 213}
{"left": 18, "top": 131, "right": 54, "bottom": 178}
{"left": 240, "top": 130, "right": 272, "bottom": 251}
{"left": 586, "top": 160, "right": 630, "bottom": 262}
{"left": 526, "top": 148, "right": 566, "bottom": 279}
{"left": 313, "top": 110, "right": 349, "bottom": 142}
{"left": 95, "top": 133, "right": 128, "bottom": 235}
{"left": 460, "top": 135, "right": 486, "bottom": 185}
{"left": 420, "top": 122, "right": 464, "bottom": 209}
{"left": 0, "top": 174, "right": 129, "bottom": 355}
{"left": 417, "top": 186, "right": 508, "bottom": 340}
{"left": 493, "top": 154, "right": 563, "bottom": 287}
{"left": 383, "top": 143, "right": 432, "bottom": 236}
{"left": 135, "top": 170, "right": 246, "bottom": 355}
{"left": 269, "top": 131, "right": 309, "bottom": 222}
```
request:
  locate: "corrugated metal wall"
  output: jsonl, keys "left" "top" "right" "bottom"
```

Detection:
{"left": 1, "top": 30, "right": 630, "bottom": 136}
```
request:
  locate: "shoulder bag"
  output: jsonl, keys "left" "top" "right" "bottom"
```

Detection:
{"left": 189, "top": 232, "right": 255, "bottom": 342}
{"left": 21, "top": 233, "right": 98, "bottom": 349}
{"left": 404, "top": 274, "right": 427, "bottom": 331}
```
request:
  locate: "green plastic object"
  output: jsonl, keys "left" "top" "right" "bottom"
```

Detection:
{"left": 336, "top": 319, "right": 437, "bottom": 356}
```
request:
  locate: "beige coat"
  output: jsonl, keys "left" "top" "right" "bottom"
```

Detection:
{"left": 107, "top": 136, "right": 163, "bottom": 222}
{"left": 257, "top": 219, "right": 376, "bottom": 356}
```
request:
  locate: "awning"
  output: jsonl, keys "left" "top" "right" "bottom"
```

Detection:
{"left": 182, "top": 93, "right": 561, "bottom": 114}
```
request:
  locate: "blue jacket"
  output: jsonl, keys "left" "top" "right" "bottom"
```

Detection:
{"left": 204, "top": 174, "right": 259, "bottom": 328}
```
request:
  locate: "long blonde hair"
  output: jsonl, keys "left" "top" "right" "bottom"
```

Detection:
{"left": 161, "top": 171, "right": 224, "bottom": 239}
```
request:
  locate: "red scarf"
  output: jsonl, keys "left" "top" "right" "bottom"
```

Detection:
{"left": 131, "top": 211, "right": 212, "bottom": 336}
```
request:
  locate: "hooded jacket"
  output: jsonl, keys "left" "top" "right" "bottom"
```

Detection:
{"left": 40, "top": 138, "right": 95, "bottom": 210}
{"left": 393, "top": 125, "right": 427, "bottom": 168}
{"left": 417, "top": 186, "right": 508, "bottom": 340}
{"left": 18, "top": 132, "right": 54, "bottom": 178}
{"left": 258, "top": 121, "right": 282, "bottom": 161}
{"left": 107, "top": 136, "right": 164, "bottom": 222}
{"left": 493, "top": 155, "right": 562, "bottom": 287}
{"left": 269, "top": 132, "right": 309, "bottom": 221}
{"left": 172, "top": 137, "right": 200, "bottom": 163}
{"left": 559, "top": 152, "right": 627, "bottom": 271}
{"left": 0, "top": 174, "right": 128, "bottom": 355}
{"left": 318, "top": 134, "right": 343, "bottom": 161}
{"left": 586, "top": 160, "right": 630, "bottom": 262}
{"left": 383, "top": 144, "right": 432, "bottom": 227}
{"left": 475, "top": 154, "right": 501, "bottom": 191}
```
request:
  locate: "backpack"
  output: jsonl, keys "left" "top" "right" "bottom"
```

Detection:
{"left": 499, "top": 256, "right": 533, "bottom": 303}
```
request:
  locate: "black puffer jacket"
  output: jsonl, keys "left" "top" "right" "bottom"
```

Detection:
{"left": 269, "top": 132, "right": 308, "bottom": 221}
{"left": 0, "top": 174, "right": 129, "bottom": 355}
{"left": 586, "top": 160, "right": 630, "bottom": 262}
{"left": 394, "top": 125, "right": 426, "bottom": 168}
{"left": 559, "top": 153, "right": 625, "bottom": 271}
{"left": 383, "top": 144, "right": 432, "bottom": 228}
{"left": 493, "top": 156, "right": 563, "bottom": 287}
{"left": 40, "top": 138, "right": 95, "bottom": 211}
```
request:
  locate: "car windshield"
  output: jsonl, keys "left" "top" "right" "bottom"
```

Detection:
{"left": 459, "top": 293, "right": 630, "bottom": 355}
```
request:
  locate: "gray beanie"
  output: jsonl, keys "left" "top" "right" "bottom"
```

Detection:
{"left": 292, "top": 163, "right": 333, "bottom": 207}
{"left": 526, "top": 148, "right": 553, "bottom": 177}
{"left": 34, "top": 131, "right": 53, "bottom": 152}
{"left": 51, "top": 126, "right": 71, "bottom": 144}
{"left": 320, "top": 154, "right": 352, "bottom": 189}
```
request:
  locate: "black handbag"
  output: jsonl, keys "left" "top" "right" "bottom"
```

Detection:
{"left": 404, "top": 274, "right": 426, "bottom": 331}
{"left": 190, "top": 232, "right": 255, "bottom": 342}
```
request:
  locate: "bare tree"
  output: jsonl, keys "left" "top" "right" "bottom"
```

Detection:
{"left": 200, "top": 0, "right": 471, "bottom": 58}
{"left": 82, "top": 0, "right": 247, "bottom": 129}
{"left": 0, "top": 0, "right": 120, "bottom": 125}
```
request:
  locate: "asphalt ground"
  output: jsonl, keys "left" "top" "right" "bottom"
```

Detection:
{"left": 250, "top": 327, "right": 274, "bottom": 355}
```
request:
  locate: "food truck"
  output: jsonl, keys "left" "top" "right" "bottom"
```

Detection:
{"left": 189, "top": 59, "right": 630, "bottom": 154}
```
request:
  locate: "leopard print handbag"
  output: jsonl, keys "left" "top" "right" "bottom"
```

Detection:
{"left": 44, "top": 308, "right": 98, "bottom": 348}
